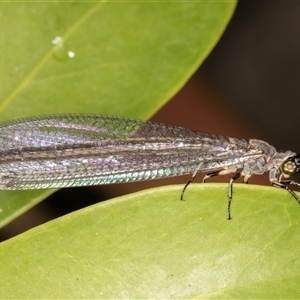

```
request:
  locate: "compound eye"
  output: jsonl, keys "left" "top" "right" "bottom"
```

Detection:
{"left": 282, "top": 159, "right": 298, "bottom": 175}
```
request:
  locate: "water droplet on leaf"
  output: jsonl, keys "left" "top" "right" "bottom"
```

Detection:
{"left": 52, "top": 36, "right": 75, "bottom": 62}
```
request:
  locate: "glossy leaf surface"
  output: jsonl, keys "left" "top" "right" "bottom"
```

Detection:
{"left": 1, "top": 184, "right": 299, "bottom": 298}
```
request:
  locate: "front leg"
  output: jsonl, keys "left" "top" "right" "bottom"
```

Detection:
{"left": 272, "top": 180, "right": 300, "bottom": 202}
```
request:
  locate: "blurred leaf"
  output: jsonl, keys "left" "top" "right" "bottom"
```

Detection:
{"left": 1, "top": 184, "right": 300, "bottom": 298}
{"left": 0, "top": 190, "right": 55, "bottom": 229}
{"left": 0, "top": 1, "right": 236, "bottom": 228}
{"left": 1, "top": 2, "right": 236, "bottom": 119}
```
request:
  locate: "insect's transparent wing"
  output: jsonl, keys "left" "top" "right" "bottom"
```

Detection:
{"left": 0, "top": 114, "right": 254, "bottom": 190}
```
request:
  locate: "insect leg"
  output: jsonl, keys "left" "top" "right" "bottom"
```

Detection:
{"left": 229, "top": 173, "right": 241, "bottom": 198}
{"left": 272, "top": 180, "right": 300, "bottom": 203}
{"left": 180, "top": 162, "right": 203, "bottom": 200}
{"left": 203, "top": 169, "right": 241, "bottom": 220}
{"left": 288, "top": 180, "right": 300, "bottom": 192}
{"left": 225, "top": 173, "right": 241, "bottom": 220}
{"left": 202, "top": 171, "right": 221, "bottom": 183}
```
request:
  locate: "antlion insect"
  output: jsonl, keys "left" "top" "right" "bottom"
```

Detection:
{"left": 0, "top": 114, "right": 299, "bottom": 219}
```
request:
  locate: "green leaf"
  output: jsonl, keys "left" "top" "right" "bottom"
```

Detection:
{"left": 1, "top": 184, "right": 299, "bottom": 298}
{"left": 0, "top": 190, "right": 55, "bottom": 229}
{"left": 0, "top": 2, "right": 236, "bottom": 228}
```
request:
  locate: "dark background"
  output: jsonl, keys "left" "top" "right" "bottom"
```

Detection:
{"left": 1, "top": 1, "right": 300, "bottom": 241}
